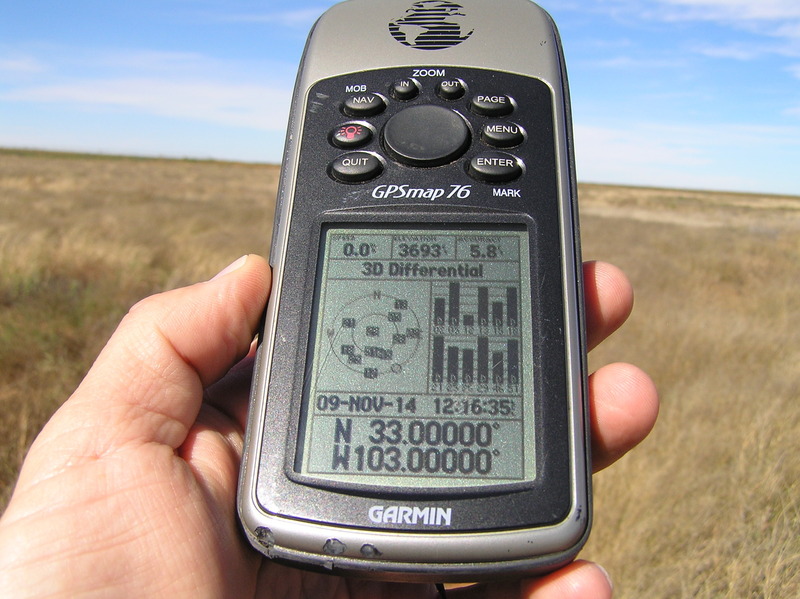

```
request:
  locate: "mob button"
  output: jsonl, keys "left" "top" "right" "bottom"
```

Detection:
{"left": 329, "top": 151, "right": 384, "bottom": 183}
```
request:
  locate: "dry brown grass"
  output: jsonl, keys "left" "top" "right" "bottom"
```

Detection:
{"left": 579, "top": 184, "right": 800, "bottom": 597}
{"left": 1, "top": 150, "right": 798, "bottom": 596}
{"left": 0, "top": 149, "right": 277, "bottom": 507}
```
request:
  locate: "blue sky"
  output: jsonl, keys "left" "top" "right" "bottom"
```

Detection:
{"left": 2, "top": 0, "right": 799, "bottom": 196}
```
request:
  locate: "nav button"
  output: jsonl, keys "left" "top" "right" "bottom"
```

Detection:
{"left": 342, "top": 93, "right": 387, "bottom": 117}
{"left": 329, "top": 152, "right": 384, "bottom": 183}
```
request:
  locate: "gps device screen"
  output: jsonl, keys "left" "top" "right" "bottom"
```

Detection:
{"left": 296, "top": 225, "right": 536, "bottom": 488}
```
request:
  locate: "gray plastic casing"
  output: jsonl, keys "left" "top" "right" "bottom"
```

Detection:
{"left": 238, "top": 0, "right": 589, "bottom": 582}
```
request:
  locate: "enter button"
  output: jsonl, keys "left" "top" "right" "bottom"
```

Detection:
{"left": 468, "top": 152, "right": 523, "bottom": 183}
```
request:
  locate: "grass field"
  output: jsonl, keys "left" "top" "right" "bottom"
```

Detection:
{"left": 1, "top": 149, "right": 798, "bottom": 597}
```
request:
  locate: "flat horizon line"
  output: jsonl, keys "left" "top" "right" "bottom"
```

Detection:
{"left": 3, "top": 146, "right": 798, "bottom": 201}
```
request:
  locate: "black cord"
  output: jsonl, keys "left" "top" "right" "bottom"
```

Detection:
{"left": 435, "top": 583, "right": 447, "bottom": 599}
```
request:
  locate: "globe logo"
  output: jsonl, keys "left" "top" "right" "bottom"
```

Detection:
{"left": 389, "top": 1, "right": 475, "bottom": 50}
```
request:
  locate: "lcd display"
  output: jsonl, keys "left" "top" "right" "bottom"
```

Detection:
{"left": 297, "top": 226, "right": 536, "bottom": 488}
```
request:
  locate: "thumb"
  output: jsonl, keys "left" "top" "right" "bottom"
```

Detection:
{"left": 23, "top": 255, "right": 270, "bottom": 476}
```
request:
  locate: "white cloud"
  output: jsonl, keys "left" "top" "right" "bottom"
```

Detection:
{"left": 588, "top": 55, "right": 685, "bottom": 69}
{"left": 0, "top": 46, "right": 295, "bottom": 132}
{"left": 575, "top": 123, "right": 708, "bottom": 175}
{"left": 660, "top": 0, "right": 800, "bottom": 57}
{"left": 584, "top": 0, "right": 800, "bottom": 64}
{"left": 595, "top": 0, "right": 800, "bottom": 42}
{"left": 3, "top": 77, "right": 290, "bottom": 131}
{"left": 216, "top": 7, "right": 329, "bottom": 27}
{"left": 656, "top": 0, "right": 800, "bottom": 21}
{"left": 784, "top": 66, "right": 800, "bottom": 117}
{"left": 595, "top": 0, "right": 800, "bottom": 23}
{"left": 774, "top": 22, "right": 800, "bottom": 39}
{"left": 692, "top": 44, "right": 766, "bottom": 60}
{"left": 0, "top": 56, "right": 46, "bottom": 73}
{"left": 573, "top": 120, "right": 800, "bottom": 194}
{"left": 92, "top": 50, "right": 211, "bottom": 72}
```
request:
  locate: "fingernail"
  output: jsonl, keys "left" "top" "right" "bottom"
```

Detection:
{"left": 211, "top": 255, "right": 248, "bottom": 281}
{"left": 596, "top": 563, "right": 614, "bottom": 592}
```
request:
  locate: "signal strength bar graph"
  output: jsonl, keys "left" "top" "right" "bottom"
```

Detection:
{"left": 431, "top": 282, "right": 520, "bottom": 333}
{"left": 429, "top": 281, "right": 523, "bottom": 395}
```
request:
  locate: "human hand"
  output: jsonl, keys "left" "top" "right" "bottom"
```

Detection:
{"left": 0, "top": 255, "right": 657, "bottom": 598}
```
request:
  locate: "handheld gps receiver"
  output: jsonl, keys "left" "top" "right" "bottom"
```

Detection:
{"left": 238, "top": 0, "right": 590, "bottom": 581}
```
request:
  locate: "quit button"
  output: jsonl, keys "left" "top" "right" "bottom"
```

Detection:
{"left": 329, "top": 152, "right": 384, "bottom": 183}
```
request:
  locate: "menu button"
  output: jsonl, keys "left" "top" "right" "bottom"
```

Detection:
{"left": 482, "top": 122, "right": 526, "bottom": 148}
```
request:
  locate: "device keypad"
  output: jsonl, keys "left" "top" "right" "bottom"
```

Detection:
{"left": 323, "top": 71, "right": 544, "bottom": 187}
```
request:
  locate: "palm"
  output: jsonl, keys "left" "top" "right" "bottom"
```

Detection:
{"left": 2, "top": 403, "right": 439, "bottom": 598}
{"left": 176, "top": 405, "right": 440, "bottom": 599}
{"left": 165, "top": 401, "right": 449, "bottom": 599}
{"left": 179, "top": 404, "right": 440, "bottom": 599}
